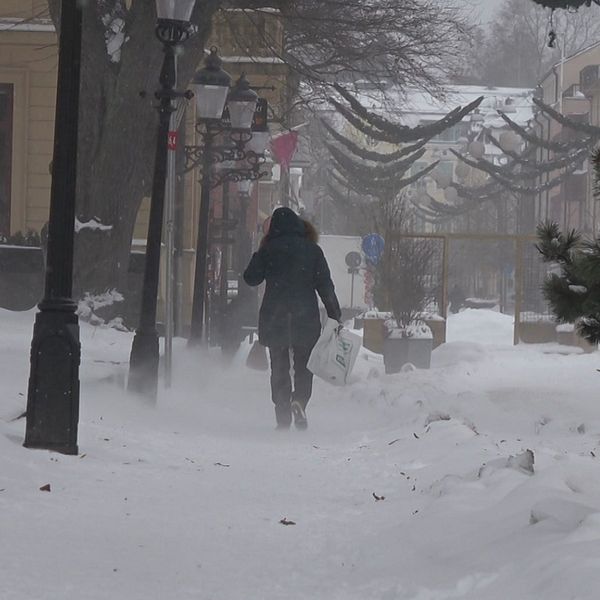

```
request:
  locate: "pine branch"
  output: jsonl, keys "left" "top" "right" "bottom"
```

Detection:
{"left": 578, "top": 317, "right": 600, "bottom": 345}
{"left": 542, "top": 274, "right": 586, "bottom": 324}
{"left": 536, "top": 221, "right": 581, "bottom": 264}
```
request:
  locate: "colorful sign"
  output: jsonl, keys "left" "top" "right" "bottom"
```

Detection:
{"left": 361, "top": 234, "right": 385, "bottom": 265}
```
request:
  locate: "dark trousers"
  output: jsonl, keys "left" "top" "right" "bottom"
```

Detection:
{"left": 268, "top": 346, "right": 313, "bottom": 417}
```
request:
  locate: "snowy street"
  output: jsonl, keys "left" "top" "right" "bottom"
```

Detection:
{"left": 2, "top": 309, "right": 600, "bottom": 599}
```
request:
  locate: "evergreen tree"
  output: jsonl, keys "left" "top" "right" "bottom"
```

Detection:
{"left": 537, "top": 152, "right": 600, "bottom": 343}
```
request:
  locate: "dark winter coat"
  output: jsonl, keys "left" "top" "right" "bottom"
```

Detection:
{"left": 243, "top": 208, "right": 342, "bottom": 348}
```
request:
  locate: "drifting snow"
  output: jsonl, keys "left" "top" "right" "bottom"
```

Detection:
{"left": 2, "top": 308, "right": 600, "bottom": 599}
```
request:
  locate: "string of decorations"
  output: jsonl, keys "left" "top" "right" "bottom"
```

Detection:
{"left": 532, "top": 98, "right": 600, "bottom": 138}
{"left": 325, "top": 140, "right": 426, "bottom": 180}
{"left": 330, "top": 83, "right": 484, "bottom": 144}
{"left": 320, "top": 119, "right": 427, "bottom": 163}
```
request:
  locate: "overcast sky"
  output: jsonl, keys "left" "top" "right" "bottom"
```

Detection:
{"left": 469, "top": 0, "right": 500, "bottom": 23}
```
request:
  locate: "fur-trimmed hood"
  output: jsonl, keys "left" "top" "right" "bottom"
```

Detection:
{"left": 302, "top": 219, "right": 319, "bottom": 243}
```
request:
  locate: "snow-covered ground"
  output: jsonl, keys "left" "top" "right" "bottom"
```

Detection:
{"left": 3, "top": 307, "right": 600, "bottom": 599}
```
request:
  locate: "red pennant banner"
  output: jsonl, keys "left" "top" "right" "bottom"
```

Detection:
{"left": 167, "top": 131, "right": 178, "bottom": 151}
{"left": 270, "top": 130, "right": 299, "bottom": 171}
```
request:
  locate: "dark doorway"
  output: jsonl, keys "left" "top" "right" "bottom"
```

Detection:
{"left": 0, "top": 83, "right": 14, "bottom": 237}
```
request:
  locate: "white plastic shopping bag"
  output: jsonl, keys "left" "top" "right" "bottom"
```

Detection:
{"left": 307, "top": 318, "right": 361, "bottom": 385}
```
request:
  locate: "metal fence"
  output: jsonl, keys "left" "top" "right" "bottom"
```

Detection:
{"left": 386, "top": 231, "right": 548, "bottom": 344}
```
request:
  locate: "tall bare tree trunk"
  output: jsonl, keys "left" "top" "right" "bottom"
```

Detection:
{"left": 48, "top": 0, "right": 220, "bottom": 298}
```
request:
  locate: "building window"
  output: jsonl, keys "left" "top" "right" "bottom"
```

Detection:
{"left": 0, "top": 83, "right": 13, "bottom": 236}
{"left": 420, "top": 120, "right": 469, "bottom": 143}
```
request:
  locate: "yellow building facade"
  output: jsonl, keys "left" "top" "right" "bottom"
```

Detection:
{"left": 0, "top": 3, "right": 289, "bottom": 329}
{"left": 0, "top": 1, "right": 56, "bottom": 236}
{"left": 537, "top": 41, "right": 600, "bottom": 233}
{"left": 0, "top": 3, "right": 288, "bottom": 237}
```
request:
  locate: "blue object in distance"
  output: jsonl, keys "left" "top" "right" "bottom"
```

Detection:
{"left": 362, "top": 234, "right": 385, "bottom": 265}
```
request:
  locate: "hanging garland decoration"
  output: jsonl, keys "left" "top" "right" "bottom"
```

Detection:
{"left": 326, "top": 180, "right": 365, "bottom": 210}
{"left": 330, "top": 168, "right": 367, "bottom": 198}
{"left": 449, "top": 147, "right": 581, "bottom": 182}
{"left": 450, "top": 148, "right": 525, "bottom": 180}
{"left": 320, "top": 119, "right": 427, "bottom": 163}
{"left": 332, "top": 83, "right": 484, "bottom": 144}
{"left": 409, "top": 199, "right": 459, "bottom": 224}
{"left": 449, "top": 148, "right": 565, "bottom": 192}
{"left": 330, "top": 167, "right": 386, "bottom": 202}
{"left": 328, "top": 97, "right": 401, "bottom": 144}
{"left": 531, "top": 97, "right": 600, "bottom": 138}
{"left": 330, "top": 159, "right": 433, "bottom": 198}
{"left": 325, "top": 140, "right": 426, "bottom": 180}
{"left": 419, "top": 195, "right": 475, "bottom": 216}
{"left": 497, "top": 111, "right": 576, "bottom": 153}
{"left": 453, "top": 180, "right": 511, "bottom": 202}
{"left": 531, "top": 1, "right": 599, "bottom": 8}
{"left": 470, "top": 160, "right": 576, "bottom": 195}
{"left": 330, "top": 152, "right": 440, "bottom": 199}
{"left": 327, "top": 170, "right": 375, "bottom": 207}
{"left": 483, "top": 130, "right": 539, "bottom": 161}
{"left": 484, "top": 132, "right": 590, "bottom": 172}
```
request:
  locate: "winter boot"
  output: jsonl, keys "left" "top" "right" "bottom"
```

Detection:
{"left": 275, "top": 404, "right": 292, "bottom": 430}
{"left": 291, "top": 401, "right": 307, "bottom": 430}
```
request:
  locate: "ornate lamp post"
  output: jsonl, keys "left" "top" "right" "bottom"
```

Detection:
{"left": 24, "top": 0, "right": 83, "bottom": 454}
{"left": 128, "top": 0, "right": 196, "bottom": 398}
{"left": 188, "top": 68, "right": 261, "bottom": 345}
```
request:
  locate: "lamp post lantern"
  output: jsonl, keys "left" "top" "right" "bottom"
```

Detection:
{"left": 186, "top": 65, "right": 267, "bottom": 346}
{"left": 227, "top": 74, "right": 259, "bottom": 130}
{"left": 127, "top": 0, "right": 196, "bottom": 398}
{"left": 188, "top": 49, "right": 231, "bottom": 345}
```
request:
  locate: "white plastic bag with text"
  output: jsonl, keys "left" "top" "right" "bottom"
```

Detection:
{"left": 307, "top": 318, "right": 361, "bottom": 386}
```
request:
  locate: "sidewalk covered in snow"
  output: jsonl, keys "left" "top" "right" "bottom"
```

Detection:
{"left": 2, "top": 308, "right": 600, "bottom": 599}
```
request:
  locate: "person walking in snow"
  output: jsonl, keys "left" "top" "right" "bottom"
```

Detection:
{"left": 243, "top": 207, "right": 342, "bottom": 430}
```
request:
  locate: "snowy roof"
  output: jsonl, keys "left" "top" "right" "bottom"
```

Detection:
{"left": 354, "top": 85, "right": 535, "bottom": 129}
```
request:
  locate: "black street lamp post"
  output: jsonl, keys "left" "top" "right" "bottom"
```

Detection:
{"left": 24, "top": 0, "right": 83, "bottom": 455}
{"left": 188, "top": 69, "right": 264, "bottom": 345}
{"left": 128, "top": 0, "right": 196, "bottom": 398}
{"left": 185, "top": 80, "right": 270, "bottom": 346}
{"left": 186, "top": 48, "right": 232, "bottom": 345}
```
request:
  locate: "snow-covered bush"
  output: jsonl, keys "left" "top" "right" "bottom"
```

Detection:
{"left": 77, "top": 290, "right": 128, "bottom": 331}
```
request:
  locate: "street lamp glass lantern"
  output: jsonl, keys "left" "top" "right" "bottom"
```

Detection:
{"left": 156, "top": 0, "right": 196, "bottom": 22}
{"left": 246, "top": 130, "right": 270, "bottom": 155}
{"left": 193, "top": 47, "right": 231, "bottom": 120}
{"left": 228, "top": 74, "right": 258, "bottom": 130}
{"left": 238, "top": 180, "right": 253, "bottom": 195}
